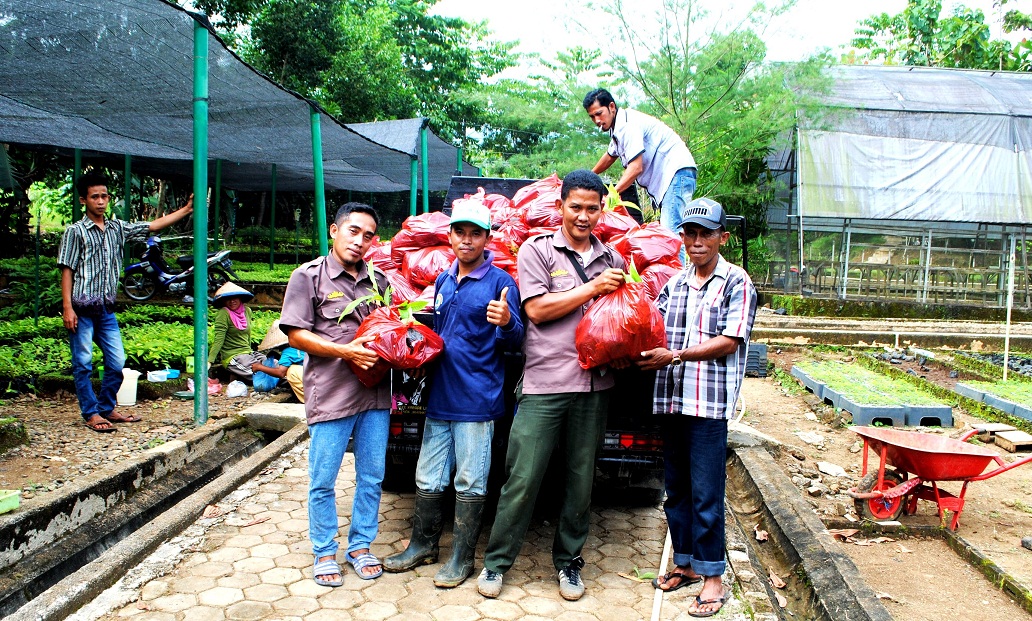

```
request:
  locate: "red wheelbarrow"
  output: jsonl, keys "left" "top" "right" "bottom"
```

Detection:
{"left": 846, "top": 426, "right": 1032, "bottom": 530}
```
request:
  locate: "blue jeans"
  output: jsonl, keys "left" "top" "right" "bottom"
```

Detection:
{"left": 661, "top": 414, "right": 728, "bottom": 577}
{"left": 69, "top": 310, "right": 126, "bottom": 421}
{"left": 415, "top": 418, "right": 494, "bottom": 496}
{"left": 307, "top": 409, "right": 390, "bottom": 559}
{"left": 659, "top": 167, "right": 698, "bottom": 266}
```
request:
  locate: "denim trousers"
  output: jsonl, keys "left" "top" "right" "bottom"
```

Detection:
{"left": 415, "top": 418, "right": 494, "bottom": 496}
{"left": 483, "top": 390, "right": 609, "bottom": 573}
{"left": 307, "top": 409, "right": 390, "bottom": 559}
{"left": 661, "top": 414, "right": 728, "bottom": 577}
{"left": 659, "top": 167, "right": 698, "bottom": 266}
{"left": 69, "top": 310, "right": 126, "bottom": 421}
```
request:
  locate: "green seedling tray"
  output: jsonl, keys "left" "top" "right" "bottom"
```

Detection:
{"left": 0, "top": 489, "right": 21, "bottom": 515}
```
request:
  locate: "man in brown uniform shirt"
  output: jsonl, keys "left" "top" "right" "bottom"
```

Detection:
{"left": 280, "top": 203, "right": 391, "bottom": 587}
{"left": 478, "top": 170, "right": 626, "bottom": 601}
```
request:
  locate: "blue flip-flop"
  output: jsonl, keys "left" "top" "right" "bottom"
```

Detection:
{"left": 346, "top": 551, "right": 383, "bottom": 580}
{"left": 313, "top": 557, "right": 344, "bottom": 587}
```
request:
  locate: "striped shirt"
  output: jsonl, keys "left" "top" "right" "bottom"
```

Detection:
{"left": 56, "top": 217, "right": 150, "bottom": 314}
{"left": 653, "top": 256, "right": 757, "bottom": 419}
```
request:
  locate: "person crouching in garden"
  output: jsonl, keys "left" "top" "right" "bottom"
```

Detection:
{"left": 637, "top": 197, "right": 757, "bottom": 618}
{"left": 384, "top": 197, "right": 524, "bottom": 587}
{"left": 209, "top": 282, "right": 265, "bottom": 378}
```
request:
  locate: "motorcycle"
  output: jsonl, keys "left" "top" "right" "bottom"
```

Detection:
{"left": 122, "top": 235, "right": 239, "bottom": 302}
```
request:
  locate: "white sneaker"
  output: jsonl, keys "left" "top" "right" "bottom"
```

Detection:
{"left": 557, "top": 556, "right": 585, "bottom": 601}
{"left": 477, "top": 567, "right": 503, "bottom": 598}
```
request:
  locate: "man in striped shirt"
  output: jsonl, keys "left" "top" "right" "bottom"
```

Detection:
{"left": 58, "top": 171, "right": 193, "bottom": 432}
{"left": 638, "top": 197, "right": 756, "bottom": 618}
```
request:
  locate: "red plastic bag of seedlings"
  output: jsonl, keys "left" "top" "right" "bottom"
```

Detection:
{"left": 612, "top": 223, "right": 683, "bottom": 272}
{"left": 384, "top": 268, "right": 422, "bottom": 304}
{"left": 527, "top": 225, "right": 561, "bottom": 238}
{"left": 595, "top": 210, "right": 639, "bottom": 244}
{"left": 391, "top": 211, "right": 451, "bottom": 265}
{"left": 402, "top": 245, "right": 455, "bottom": 289}
{"left": 364, "top": 241, "right": 396, "bottom": 271}
{"left": 349, "top": 304, "right": 445, "bottom": 387}
{"left": 641, "top": 264, "right": 680, "bottom": 300}
{"left": 514, "top": 174, "right": 563, "bottom": 228}
{"left": 494, "top": 216, "right": 530, "bottom": 246}
{"left": 484, "top": 193, "right": 515, "bottom": 218}
{"left": 487, "top": 235, "right": 518, "bottom": 274}
{"left": 575, "top": 278, "right": 667, "bottom": 369}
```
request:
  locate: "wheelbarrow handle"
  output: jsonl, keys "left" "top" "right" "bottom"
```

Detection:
{"left": 958, "top": 429, "right": 980, "bottom": 443}
{"left": 969, "top": 453, "right": 1032, "bottom": 481}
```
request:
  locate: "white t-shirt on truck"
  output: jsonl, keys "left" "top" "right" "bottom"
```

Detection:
{"left": 606, "top": 108, "right": 696, "bottom": 206}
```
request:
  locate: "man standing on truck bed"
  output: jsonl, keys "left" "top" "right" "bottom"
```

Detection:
{"left": 477, "top": 169, "right": 626, "bottom": 602}
{"left": 638, "top": 197, "right": 757, "bottom": 618}
{"left": 384, "top": 196, "right": 524, "bottom": 588}
{"left": 584, "top": 87, "right": 697, "bottom": 263}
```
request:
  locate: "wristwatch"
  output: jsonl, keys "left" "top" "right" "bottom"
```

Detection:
{"left": 670, "top": 350, "right": 683, "bottom": 366}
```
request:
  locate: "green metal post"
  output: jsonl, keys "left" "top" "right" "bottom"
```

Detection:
{"left": 123, "top": 155, "right": 132, "bottom": 220}
{"left": 311, "top": 108, "right": 328, "bottom": 256}
{"left": 72, "top": 149, "right": 82, "bottom": 221}
{"left": 420, "top": 125, "right": 429, "bottom": 214}
{"left": 123, "top": 154, "right": 132, "bottom": 266}
{"left": 269, "top": 164, "right": 277, "bottom": 269}
{"left": 213, "top": 159, "right": 222, "bottom": 250}
{"left": 456, "top": 145, "right": 463, "bottom": 175}
{"left": 409, "top": 157, "right": 418, "bottom": 217}
{"left": 192, "top": 20, "right": 210, "bottom": 426}
{"left": 34, "top": 200, "right": 40, "bottom": 327}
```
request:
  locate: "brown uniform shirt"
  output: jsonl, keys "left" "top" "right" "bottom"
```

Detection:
{"left": 280, "top": 255, "right": 391, "bottom": 425}
{"left": 517, "top": 230, "right": 626, "bottom": 394}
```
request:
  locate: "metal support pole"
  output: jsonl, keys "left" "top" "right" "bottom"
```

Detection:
{"left": 311, "top": 108, "right": 328, "bottom": 256}
{"left": 922, "top": 229, "right": 932, "bottom": 303}
{"left": 123, "top": 154, "right": 132, "bottom": 266}
{"left": 797, "top": 214, "right": 805, "bottom": 296}
{"left": 213, "top": 159, "right": 222, "bottom": 250}
{"left": 269, "top": 164, "right": 277, "bottom": 269}
{"left": 191, "top": 20, "right": 210, "bottom": 426}
{"left": 841, "top": 224, "right": 852, "bottom": 300}
{"left": 456, "top": 144, "right": 463, "bottom": 175}
{"left": 409, "top": 156, "right": 418, "bottom": 217}
{"left": 1005, "top": 234, "right": 1017, "bottom": 381}
{"left": 72, "top": 149, "right": 82, "bottom": 221}
{"left": 420, "top": 124, "right": 429, "bottom": 214}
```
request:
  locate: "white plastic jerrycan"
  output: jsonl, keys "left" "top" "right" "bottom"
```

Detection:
{"left": 116, "top": 369, "right": 142, "bottom": 406}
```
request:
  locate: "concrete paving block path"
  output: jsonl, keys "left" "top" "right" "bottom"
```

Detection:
{"left": 85, "top": 442, "right": 751, "bottom": 621}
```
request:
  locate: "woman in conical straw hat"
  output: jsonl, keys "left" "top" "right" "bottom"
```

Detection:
{"left": 211, "top": 282, "right": 266, "bottom": 379}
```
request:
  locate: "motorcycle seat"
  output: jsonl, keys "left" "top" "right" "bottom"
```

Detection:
{"left": 176, "top": 252, "right": 222, "bottom": 269}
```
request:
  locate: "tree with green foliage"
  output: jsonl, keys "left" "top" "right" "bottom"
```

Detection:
{"left": 850, "top": 0, "right": 1032, "bottom": 70}
{"left": 460, "top": 46, "right": 615, "bottom": 178}
{"left": 591, "top": 0, "right": 830, "bottom": 236}
{"left": 187, "top": 0, "right": 515, "bottom": 140}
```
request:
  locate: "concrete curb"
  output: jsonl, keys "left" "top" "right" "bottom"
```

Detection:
{"left": 728, "top": 444, "right": 894, "bottom": 621}
{"left": 0, "top": 417, "right": 245, "bottom": 572}
{"left": 8, "top": 423, "right": 309, "bottom": 621}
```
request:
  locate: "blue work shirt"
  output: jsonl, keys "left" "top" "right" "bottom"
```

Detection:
{"left": 427, "top": 251, "right": 524, "bottom": 421}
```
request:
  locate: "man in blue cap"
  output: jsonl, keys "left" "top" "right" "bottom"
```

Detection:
{"left": 638, "top": 197, "right": 757, "bottom": 617}
{"left": 384, "top": 196, "right": 524, "bottom": 588}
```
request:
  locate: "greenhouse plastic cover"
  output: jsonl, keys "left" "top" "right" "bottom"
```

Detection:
{"left": 798, "top": 65, "right": 1032, "bottom": 225}
{"left": 0, "top": 0, "right": 465, "bottom": 192}
{"left": 348, "top": 118, "right": 480, "bottom": 191}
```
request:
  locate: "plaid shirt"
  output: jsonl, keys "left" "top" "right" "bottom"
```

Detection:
{"left": 653, "top": 256, "right": 757, "bottom": 419}
{"left": 56, "top": 217, "right": 151, "bottom": 314}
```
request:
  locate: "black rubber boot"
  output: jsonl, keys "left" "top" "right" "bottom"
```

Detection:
{"left": 384, "top": 489, "right": 443, "bottom": 572}
{"left": 434, "top": 493, "right": 486, "bottom": 587}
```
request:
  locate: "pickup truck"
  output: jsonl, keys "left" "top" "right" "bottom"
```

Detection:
{"left": 383, "top": 176, "right": 666, "bottom": 501}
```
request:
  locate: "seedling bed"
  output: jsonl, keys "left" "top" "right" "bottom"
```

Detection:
{"left": 954, "top": 381, "right": 1032, "bottom": 422}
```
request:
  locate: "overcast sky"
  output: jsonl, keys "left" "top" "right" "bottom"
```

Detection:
{"left": 431, "top": 0, "right": 1021, "bottom": 69}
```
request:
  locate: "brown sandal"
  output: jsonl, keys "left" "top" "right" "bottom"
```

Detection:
{"left": 85, "top": 415, "right": 116, "bottom": 433}
{"left": 103, "top": 412, "right": 142, "bottom": 423}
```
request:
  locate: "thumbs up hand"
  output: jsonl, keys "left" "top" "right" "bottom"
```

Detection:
{"left": 486, "top": 286, "right": 512, "bottom": 327}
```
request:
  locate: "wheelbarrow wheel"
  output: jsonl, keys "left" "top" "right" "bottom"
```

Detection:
{"left": 854, "top": 470, "right": 906, "bottom": 521}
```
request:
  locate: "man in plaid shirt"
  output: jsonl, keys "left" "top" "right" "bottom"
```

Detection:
{"left": 638, "top": 197, "right": 756, "bottom": 617}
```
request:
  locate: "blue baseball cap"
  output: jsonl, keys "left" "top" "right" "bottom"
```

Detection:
{"left": 676, "top": 197, "right": 727, "bottom": 231}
